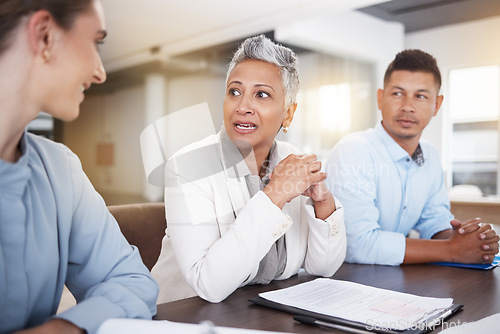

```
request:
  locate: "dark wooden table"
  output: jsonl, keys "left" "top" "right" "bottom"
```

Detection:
{"left": 155, "top": 262, "right": 500, "bottom": 333}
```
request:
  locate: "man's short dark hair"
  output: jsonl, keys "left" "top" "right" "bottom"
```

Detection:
{"left": 383, "top": 49, "right": 442, "bottom": 91}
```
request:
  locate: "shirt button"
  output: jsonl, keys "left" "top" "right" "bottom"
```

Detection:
{"left": 406, "top": 158, "right": 410, "bottom": 162}
{"left": 403, "top": 206, "right": 407, "bottom": 210}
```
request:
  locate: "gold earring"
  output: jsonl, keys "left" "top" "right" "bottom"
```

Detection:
{"left": 42, "top": 50, "right": 50, "bottom": 62}
{"left": 283, "top": 125, "right": 289, "bottom": 133}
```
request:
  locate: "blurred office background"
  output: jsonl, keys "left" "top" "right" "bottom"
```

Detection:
{"left": 29, "top": 0, "right": 500, "bottom": 210}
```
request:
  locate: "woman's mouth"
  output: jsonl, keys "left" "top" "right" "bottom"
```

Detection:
{"left": 234, "top": 122, "right": 257, "bottom": 133}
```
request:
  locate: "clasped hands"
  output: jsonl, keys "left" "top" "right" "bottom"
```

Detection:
{"left": 263, "top": 154, "right": 335, "bottom": 220}
{"left": 448, "top": 218, "right": 499, "bottom": 263}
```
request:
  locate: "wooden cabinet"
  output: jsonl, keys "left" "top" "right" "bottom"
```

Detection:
{"left": 450, "top": 198, "right": 500, "bottom": 226}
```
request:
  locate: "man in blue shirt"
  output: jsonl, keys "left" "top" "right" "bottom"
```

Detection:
{"left": 325, "top": 49, "right": 499, "bottom": 265}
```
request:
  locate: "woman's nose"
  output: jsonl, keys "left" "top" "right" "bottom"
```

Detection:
{"left": 236, "top": 96, "right": 254, "bottom": 114}
{"left": 93, "top": 57, "right": 107, "bottom": 84}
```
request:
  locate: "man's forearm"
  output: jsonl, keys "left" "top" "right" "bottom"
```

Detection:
{"left": 403, "top": 238, "right": 451, "bottom": 264}
{"left": 432, "top": 228, "right": 453, "bottom": 239}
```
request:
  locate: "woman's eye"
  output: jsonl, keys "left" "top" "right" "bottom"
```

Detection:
{"left": 256, "top": 91, "right": 270, "bottom": 98}
{"left": 229, "top": 88, "right": 241, "bottom": 96}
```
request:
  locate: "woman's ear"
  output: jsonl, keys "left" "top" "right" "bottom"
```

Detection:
{"left": 283, "top": 102, "right": 297, "bottom": 128}
{"left": 27, "top": 10, "right": 55, "bottom": 61}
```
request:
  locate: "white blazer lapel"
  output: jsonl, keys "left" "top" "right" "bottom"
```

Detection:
{"left": 224, "top": 176, "right": 250, "bottom": 216}
{"left": 216, "top": 131, "right": 251, "bottom": 217}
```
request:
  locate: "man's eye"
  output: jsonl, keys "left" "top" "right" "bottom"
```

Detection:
{"left": 256, "top": 91, "right": 270, "bottom": 98}
{"left": 417, "top": 94, "right": 427, "bottom": 99}
{"left": 229, "top": 89, "right": 241, "bottom": 96}
{"left": 393, "top": 92, "right": 402, "bottom": 96}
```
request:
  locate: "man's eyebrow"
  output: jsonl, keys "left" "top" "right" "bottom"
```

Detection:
{"left": 417, "top": 89, "right": 431, "bottom": 93}
{"left": 391, "top": 86, "right": 430, "bottom": 94}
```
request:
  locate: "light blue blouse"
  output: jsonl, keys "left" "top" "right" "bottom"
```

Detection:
{"left": 325, "top": 122, "right": 453, "bottom": 265}
{"left": 0, "top": 132, "right": 158, "bottom": 334}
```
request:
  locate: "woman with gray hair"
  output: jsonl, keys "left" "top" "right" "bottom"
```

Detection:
{"left": 152, "top": 34, "right": 346, "bottom": 303}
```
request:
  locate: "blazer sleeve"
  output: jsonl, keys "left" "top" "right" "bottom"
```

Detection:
{"left": 301, "top": 196, "right": 346, "bottom": 277}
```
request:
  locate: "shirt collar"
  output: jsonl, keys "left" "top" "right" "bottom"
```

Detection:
{"left": 411, "top": 144, "right": 425, "bottom": 167}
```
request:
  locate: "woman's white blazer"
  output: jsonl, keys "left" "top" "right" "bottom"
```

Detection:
{"left": 152, "top": 131, "right": 346, "bottom": 303}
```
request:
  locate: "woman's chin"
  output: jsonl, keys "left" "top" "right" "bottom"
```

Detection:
{"left": 231, "top": 137, "right": 254, "bottom": 153}
{"left": 51, "top": 109, "right": 80, "bottom": 123}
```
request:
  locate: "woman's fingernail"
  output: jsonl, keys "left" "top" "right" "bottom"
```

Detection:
{"left": 483, "top": 244, "right": 490, "bottom": 250}
{"left": 459, "top": 228, "right": 465, "bottom": 234}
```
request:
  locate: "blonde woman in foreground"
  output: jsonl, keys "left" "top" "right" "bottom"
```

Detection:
{"left": 0, "top": 1, "right": 158, "bottom": 333}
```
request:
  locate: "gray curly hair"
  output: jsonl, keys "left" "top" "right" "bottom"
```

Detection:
{"left": 226, "top": 35, "right": 300, "bottom": 109}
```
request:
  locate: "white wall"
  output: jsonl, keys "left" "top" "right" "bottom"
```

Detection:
{"left": 166, "top": 74, "right": 225, "bottom": 130}
{"left": 406, "top": 15, "right": 500, "bottom": 170}
{"left": 276, "top": 10, "right": 404, "bottom": 92}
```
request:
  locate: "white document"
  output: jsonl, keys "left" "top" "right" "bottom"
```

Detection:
{"left": 97, "top": 318, "right": 294, "bottom": 334}
{"left": 259, "top": 278, "right": 453, "bottom": 331}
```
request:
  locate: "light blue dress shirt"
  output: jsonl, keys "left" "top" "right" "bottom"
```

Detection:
{"left": 325, "top": 122, "right": 453, "bottom": 265}
{"left": 0, "top": 132, "right": 158, "bottom": 334}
